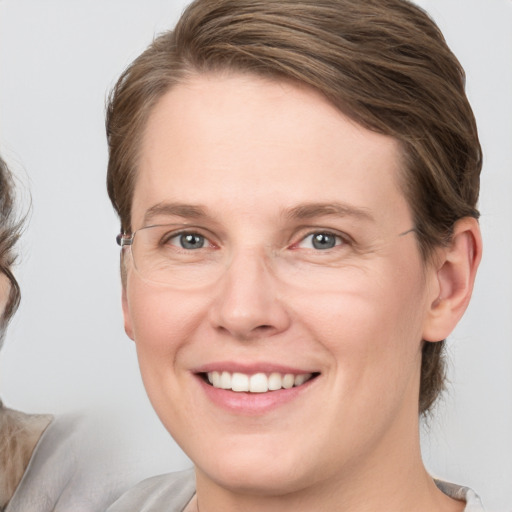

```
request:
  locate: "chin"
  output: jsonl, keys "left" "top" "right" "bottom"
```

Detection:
{"left": 202, "top": 461, "right": 310, "bottom": 497}
{"left": 192, "top": 437, "right": 322, "bottom": 497}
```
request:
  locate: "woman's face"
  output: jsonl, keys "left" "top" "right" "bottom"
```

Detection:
{"left": 0, "top": 273, "right": 10, "bottom": 319}
{"left": 123, "top": 74, "right": 439, "bottom": 495}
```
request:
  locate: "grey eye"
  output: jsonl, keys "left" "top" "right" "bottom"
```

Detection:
{"left": 297, "top": 232, "right": 341, "bottom": 250}
{"left": 311, "top": 233, "right": 337, "bottom": 250}
{"left": 178, "top": 233, "right": 206, "bottom": 249}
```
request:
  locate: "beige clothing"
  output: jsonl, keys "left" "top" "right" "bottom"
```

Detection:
{"left": 0, "top": 402, "right": 52, "bottom": 509}
{"left": 4, "top": 413, "right": 154, "bottom": 512}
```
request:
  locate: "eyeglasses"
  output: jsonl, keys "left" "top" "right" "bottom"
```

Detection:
{"left": 117, "top": 223, "right": 416, "bottom": 290}
{"left": 117, "top": 223, "right": 223, "bottom": 289}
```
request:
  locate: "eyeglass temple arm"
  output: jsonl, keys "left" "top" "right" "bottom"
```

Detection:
{"left": 116, "top": 233, "right": 133, "bottom": 247}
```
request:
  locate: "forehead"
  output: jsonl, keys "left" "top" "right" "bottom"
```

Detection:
{"left": 134, "top": 73, "right": 411, "bottom": 231}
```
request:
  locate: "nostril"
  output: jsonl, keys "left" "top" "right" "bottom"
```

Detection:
{"left": 256, "top": 325, "right": 273, "bottom": 331}
{"left": 252, "top": 324, "right": 279, "bottom": 337}
{"left": 215, "top": 323, "right": 277, "bottom": 341}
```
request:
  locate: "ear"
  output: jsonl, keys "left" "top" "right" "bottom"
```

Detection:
{"left": 122, "top": 284, "right": 135, "bottom": 341}
{"left": 422, "top": 217, "right": 482, "bottom": 342}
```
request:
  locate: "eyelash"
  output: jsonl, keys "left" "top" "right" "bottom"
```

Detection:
{"left": 160, "top": 229, "right": 350, "bottom": 252}
{"left": 161, "top": 231, "right": 214, "bottom": 250}
{"left": 294, "top": 231, "right": 347, "bottom": 251}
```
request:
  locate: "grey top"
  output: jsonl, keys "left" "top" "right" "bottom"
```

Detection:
{"left": 107, "top": 469, "right": 485, "bottom": 512}
{"left": 5, "top": 414, "right": 149, "bottom": 512}
{"left": 435, "top": 480, "right": 485, "bottom": 512}
{"left": 106, "top": 469, "right": 196, "bottom": 512}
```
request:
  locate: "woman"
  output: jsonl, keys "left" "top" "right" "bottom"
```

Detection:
{"left": 0, "top": 155, "right": 139, "bottom": 512}
{"left": 0, "top": 155, "right": 53, "bottom": 510}
{"left": 106, "top": 0, "right": 483, "bottom": 510}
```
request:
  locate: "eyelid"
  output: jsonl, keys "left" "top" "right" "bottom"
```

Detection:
{"left": 297, "top": 233, "right": 343, "bottom": 249}
{"left": 289, "top": 227, "right": 353, "bottom": 250}
{"left": 167, "top": 232, "right": 206, "bottom": 248}
{"left": 147, "top": 224, "right": 354, "bottom": 250}
{"left": 158, "top": 225, "right": 219, "bottom": 248}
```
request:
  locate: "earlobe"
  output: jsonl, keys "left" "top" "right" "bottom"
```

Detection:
{"left": 122, "top": 285, "right": 135, "bottom": 341}
{"left": 422, "top": 217, "right": 482, "bottom": 342}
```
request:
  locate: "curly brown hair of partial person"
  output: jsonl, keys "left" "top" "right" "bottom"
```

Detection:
{"left": 105, "top": 0, "right": 481, "bottom": 414}
{"left": 0, "top": 155, "right": 22, "bottom": 346}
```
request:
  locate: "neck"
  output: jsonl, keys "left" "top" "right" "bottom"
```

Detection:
{"left": 0, "top": 403, "right": 52, "bottom": 508}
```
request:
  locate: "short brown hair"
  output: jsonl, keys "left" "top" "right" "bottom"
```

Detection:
{"left": 106, "top": 0, "right": 481, "bottom": 414}
{"left": 0, "top": 155, "right": 22, "bottom": 346}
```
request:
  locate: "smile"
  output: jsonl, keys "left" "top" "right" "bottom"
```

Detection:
{"left": 205, "top": 371, "right": 316, "bottom": 393}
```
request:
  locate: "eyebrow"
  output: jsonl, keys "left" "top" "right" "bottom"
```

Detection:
{"left": 143, "top": 202, "right": 209, "bottom": 225}
{"left": 142, "top": 201, "right": 375, "bottom": 226}
{"left": 284, "top": 202, "right": 374, "bottom": 222}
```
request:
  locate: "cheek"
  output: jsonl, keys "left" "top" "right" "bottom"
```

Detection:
{"left": 124, "top": 280, "right": 210, "bottom": 423}
{"left": 290, "top": 261, "right": 428, "bottom": 380}
{"left": 126, "top": 279, "right": 208, "bottom": 359}
{"left": 296, "top": 277, "right": 425, "bottom": 343}
{"left": 0, "top": 275, "right": 10, "bottom": 317}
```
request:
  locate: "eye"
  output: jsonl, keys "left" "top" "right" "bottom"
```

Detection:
{"left": 168, "top": 232, "right": 206, "bottom": 250}
{"left": 298, "top": 232, "right": 343, "bottom": 250}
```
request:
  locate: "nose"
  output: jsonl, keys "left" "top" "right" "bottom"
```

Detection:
{"left": 208, "top": 248, "right": 291, "bottom": 341}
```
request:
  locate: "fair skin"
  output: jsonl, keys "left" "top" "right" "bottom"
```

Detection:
{"left": 122, "top": 73, "right": 481, "bottom": 512}
{"left": 0, "top": 274, "right": 9, "bottom": 318}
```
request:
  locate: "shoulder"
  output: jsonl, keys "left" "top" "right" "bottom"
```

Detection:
{"left": 0, "top": 405, "right": 53, "bottom": 509}
{"left": 434, "top": 480, "right": 485, "bottom": 512}
{"left": 5, "top": 414, "right": 99, "bottom": 512}
{"left": 6, "top": 413, "right": 158, "bottom": 512}
{"left": 106, "top": 469, "right": 196, "bottom": 512}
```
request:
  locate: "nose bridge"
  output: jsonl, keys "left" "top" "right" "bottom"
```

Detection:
{"left": 209, "top": 244, "right": 290, "bottom": 339}
{"left": 227, "top": 244, "right": 273, "bottom": 296}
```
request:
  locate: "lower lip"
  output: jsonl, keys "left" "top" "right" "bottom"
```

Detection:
{"left": 196, "top": 375, "right": 318, "bottom": 415}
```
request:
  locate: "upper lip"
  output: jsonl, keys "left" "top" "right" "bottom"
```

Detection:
{"left": 191, "top": 361, "right": 319, "bottom": 375}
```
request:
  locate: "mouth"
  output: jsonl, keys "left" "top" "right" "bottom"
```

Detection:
{"left": 200, "top": 371, "right": 320, "bottom": 393}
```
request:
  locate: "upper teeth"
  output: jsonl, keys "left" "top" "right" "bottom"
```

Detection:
{"left": 206, "top": 371, "right": 312, "bottom": 393}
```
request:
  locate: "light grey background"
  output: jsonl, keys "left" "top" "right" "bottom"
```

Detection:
{"left": 0, "top": 1, "right": 510, "bottom": 510}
